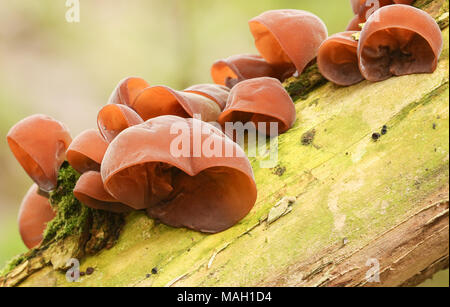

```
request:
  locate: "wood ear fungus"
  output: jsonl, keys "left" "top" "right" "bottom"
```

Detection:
{"left": 18, "top": 184, "right": 56, "bottom": 249}
{"left": 358, "top": 5, "right": 443, "bottom": 82}
{"left": 66, "top": 129, "right": 109, "bottom": 174}
{"left": 184, "top": 84, "right": 230, "bottom": 111}
{"left": 7, "top": 114, "right": 72, "bottom": 192}
{"left": 97, "top": 104, "right": 144, "bottom": 143}
{"left": 211, "top": 54, "right": 295, "bottom": 89}
{"left": 101, "top": 115, "right": 257, "bottom": 233}
{"left": 318, "top": 31, "right": 364, "bottom": 86}
{"left": 74, "top": 171, "right": 131, "bottom": 213}
{"left": 218, "top": 77, "right": 296, "bottom": 136}
{"left": 132, "top": 86, "right": 222, "bottom": 122}
{"left": 108, "top": 77, "right": 150, "bottom": 106}
{"left": 249, "top": 10, "right": 328, "bottom": 75}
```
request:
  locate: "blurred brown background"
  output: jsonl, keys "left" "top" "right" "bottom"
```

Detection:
{"left": 0, "top": 0, "right": 447, "bottom": 286}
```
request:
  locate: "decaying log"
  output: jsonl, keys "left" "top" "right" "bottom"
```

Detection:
{"left": 0, "top": 0, "right": 448, "bottom": 287}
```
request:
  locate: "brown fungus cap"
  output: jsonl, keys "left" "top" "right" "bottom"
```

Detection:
{"left": 184, "top": 84, "right": 230, "bottom": 111}
{"left": 101, "top": 115, "right": 257, "bottom": 233}
{"left": 318, "top": 31, "right": 364, "bottom": 86}
{"left": 18, "top": 184, "right": 56, "bottom": 249}
{"left": 358, "top": 5, "right": 443, "bottom": 82}
{"left": 66, "top": 129, "right": 109, "bottom": 174}
{"left": 132, "top": 86, "right": 221, "bottom": 122}
{"left": 97, "top": 104, "right": 144, "bottom": 143}
{"left": 218, "top": 77, "right": 296, "bottom": 136}
{"left": 210, "top": 54, "right": 295, "bottom": 89}
{"left": 7, "top": 114, "right": 72, "bottom": 192}
{"left": 346, "top": 15, "right": 365, "bottom": 31}
{"left": 249, "top": 10, "right": 328, "bottom": 75}
{"left": 108, "top": 77, "right": 149, "bottom": 106}
{"left": 74, "top": 171, "right": 131, "bottom": 213}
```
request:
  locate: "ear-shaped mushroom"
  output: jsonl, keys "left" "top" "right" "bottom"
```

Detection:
{"left": 7, "top": 114, "right": 72, "bottom": 192}
{"left": 249, "top": 10, "right": 328, "bottom": 75}
{"left": 358, "top": 5, "right": 443, "bottom": 82}
{"left": 101, "top": 115, "right": 257, "bottom": 233}
{"left": 318, "top": 31, "right": 364, "bottom": 86}
{"left": 211, "top": 54, "right": 295, "bottom": 89}
{"left": 108, "top": 77, "right": 150, "bottom": 106}
{"left": 66, "top": 129, "right": 109, "bottom": 174}
{"left": 184, "top": 84, "right": 230, "bottom": 111}
{"left": 74, "top": 171, "right": 131, "bottom": 213}
{"left": 18, "top": 184, "right": 56, "bottom": 249}
{"left": 218, "top": 77, "right": 296, "bottom": 136}
{"left": 349, "top": 0, "right": 414, "bottom": 29}
{"left": 97, "top": 104, "right": 144, "bottom": 143}
{"left": 132, "top": 86, "right": 221, "bottom": 122}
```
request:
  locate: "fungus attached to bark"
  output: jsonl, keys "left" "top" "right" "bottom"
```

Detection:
{"left": 108, "top": 77, "right": 150, "bottom": 106}
{"left": 66, "top": 129, "right": 109, "bottom": 174}
{"left": 210, "top": 54, "right": 295, "bottom": 89}
{"left": 249, "top": 10, "right": 328, "bottom": 75}
{"left": 97, "top": 104, "right": 144, "bottom": 143}
{"left": 132, "top": 86, "right": 222, "bottom": 122}
{"left": 218, "top": 77, "right": 296, "bottom": 136}
{"left": 184, "top": 84, "right": 230, "bottom": 111}
{"left": 74, "top": 171, "right": 131, "bottom": 213}
{"left": 358, "top": 5, "right": 443, "bottom": 82}
{"left": 7, "top": 114, "right": 72, "bottom": 192}
{"left": 18, "top": 184, "right": 56, "bottom": 249}
{"left": 318, "top": 31, "right": 364, "bottom": 86}
{"left": 101, "top": 115, "right": 257, "bottom": 233}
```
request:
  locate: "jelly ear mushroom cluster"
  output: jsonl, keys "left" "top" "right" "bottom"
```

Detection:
{"left": 108, "top": 77, "right": 150, "bottom": 106}
{"left": 184, "top": 84, "right": 230, "bottom": 111}
{"left": 347, "top": 0, "right": 414, "bottom": 30}
{"left": 7, "top": 114, "right": 72, "bottom": 192}
{"left": 249, "top": 10, "right": 328, "bottom": 76}
{"left": 218, "top": 77, "right": 296, "bottom": 137}
{"left": 97, "top": 104, "right": 144, "bottom": 143}
{"left": 18, "top": 184, "right": 56, "bottom": 249}
{"left": 317, "top": 31, "right": 364, "bottom": 86}
{"left": 358, "top": 5, "right": 443, "bottom": 82}
{"left": 101, "top": 116, "right": 257, "bottom": 233}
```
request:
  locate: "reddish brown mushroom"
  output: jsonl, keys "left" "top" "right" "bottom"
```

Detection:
{"left": 101, "top": 115, "right": 257, "bottom": 233}
{"left": 7, "top": 114, "right": 72, "bottom": 192}
{"left": 108, "top": 77, "right": 150, "bottom": 106}
{"left": 74, "top": 171, "right": 131, "bottom": 213}
{"left": 218, "top": 77, "right": 296, "bottom": 136}
{"left": 348, "top": 0, "right": 414, "bottom": 30}
{"left": 97, "top": 104, "right": 144, "bottom": 143}
{"left": 210, "top": 54, "right": 295, "bottom": 89}
{"left": 132, "top": 86, "right": 221, "bottom": 122}
{"left": 358, "top": 5, "right": 443, "bottom": 82}
{"left": 66, "top": 129, "right": 109, "bottom": 174}
{"left": 318, "top": 31, "right": 364, "bottom": 86}
{"left": 249, "top": 10, "right": 328, "bottom": 75}
{"left": 18, "top": 184, "right": 56, "bottom": 249}
{"left": 184, "top": 84, "right": 230, "bottom": 111}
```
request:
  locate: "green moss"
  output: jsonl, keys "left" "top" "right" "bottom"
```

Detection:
{"left": 283, "top": 65, "right": 327, "bottom": 101}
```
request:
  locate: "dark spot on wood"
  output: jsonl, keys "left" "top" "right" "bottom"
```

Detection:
{"left": 79, "top": 271, "right": 85, "bottom": 277}
{"left": 146, "top": 273, "right": 151, "bottom": 278}
{"left": 372, "top": 133, "right": 381, "bottom": 141}
{"left": 301, "top": 129, "right": 316, "bottom": 146}
{"left": 432, "top": 123, "right": 437, "bottom": 129}
{"left": 272, "top": 166, "right": 286, "bottom": 177}
{"left": 152, "top": 267, "right": 158, "bottom": 274}
{"left": 381, "top": 125, "right": 388, "bottom": 135}
{"left": 86, "top": 267, "right": 94, "bottom": 275}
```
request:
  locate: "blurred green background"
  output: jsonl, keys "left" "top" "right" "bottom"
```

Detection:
{"left": 0, "top": 0, "right": 447, "bottom": 286}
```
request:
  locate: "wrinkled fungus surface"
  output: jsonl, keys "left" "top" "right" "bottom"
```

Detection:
{"left": 97, "top": 104, "right": 144, "bottom": 143}
{"left": 18, "top": 184, "right": 56, "bottom": 249}
{"left": 358, "top": 5, "right": 443, "bottom": 82}
{"left": 66, "top": 129, "right": 109, "bottom": 174}
{"left": 108, "top": 77, "right": 149, "bottom": 106}
{"left": 132, "top": 86, "right": 222, "bottom": 122}
{"left": 249, "top": 10, "right": 328, "bottom": 75}
{"left": 101, "top": 115, "right": 257, "bottom": 233}
{"left": 318, "top": 31, "right": 364, "bottom": 86}
{"left": 218, "top": 77, "right": 296, "bottom": 136}
{"left": 7, "top": 114, "right": 72, "bottom": 192}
